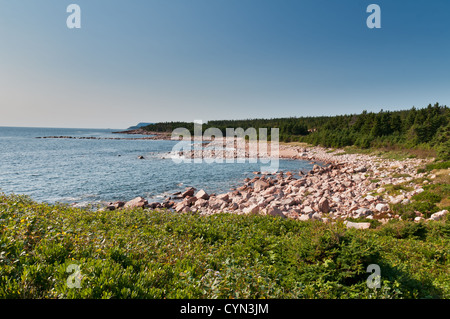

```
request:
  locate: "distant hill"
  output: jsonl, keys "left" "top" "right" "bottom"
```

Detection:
{"left": 127, "top": 122, "right": 154, "bottom": 130}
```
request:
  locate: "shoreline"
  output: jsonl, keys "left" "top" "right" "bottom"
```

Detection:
{"left": 102, "top": 141, "right": 447, "bottom": 226}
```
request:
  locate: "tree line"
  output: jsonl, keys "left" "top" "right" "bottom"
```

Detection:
{"left": 142, "top": 103, "right": 449, "bottom": 160}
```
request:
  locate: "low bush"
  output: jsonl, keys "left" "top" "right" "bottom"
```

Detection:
{"left": 0, "top": 193, "right": 448, "bottom": 299}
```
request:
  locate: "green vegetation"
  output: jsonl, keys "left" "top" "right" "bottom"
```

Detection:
{"left": 142, "top": 103, "right": 449, "bottom": 160}
{"left": 418, "top": 161, "right": 450, "bottom": 173}
{"left": 1, "top": 193, "right": 448, "bottom": 299}
{"left": 389, "top": 180, "right": 450, "bottom": 220}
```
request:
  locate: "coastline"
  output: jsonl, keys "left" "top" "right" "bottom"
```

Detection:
{"left": 102, "top": 140, "right": 448, "bottom": 226}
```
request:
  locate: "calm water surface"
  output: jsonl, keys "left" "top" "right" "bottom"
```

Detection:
{"left": 0, "top": 126, "right": 316, "bottom": 206}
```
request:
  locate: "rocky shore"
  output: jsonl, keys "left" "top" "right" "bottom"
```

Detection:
{"left": 101, "top": 143, "right": 448, "bottom": 227}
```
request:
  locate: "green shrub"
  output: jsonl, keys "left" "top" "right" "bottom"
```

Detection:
{"left": 412, "top": 191, "right": 442, "bottom": 203}
{"left": 0, "top": 193, "right": 448, "bottom": 299}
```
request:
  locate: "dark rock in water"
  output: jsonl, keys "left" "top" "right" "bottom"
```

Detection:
{"left": 138, "top": 155, "right": 145, "bottom": 159}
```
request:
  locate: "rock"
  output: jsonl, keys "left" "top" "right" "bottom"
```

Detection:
{"left": 113, "top": 201, "right": 125, "bottom": 209}
{"left": 195, "top": 189, "right": 210, "bottom": 200}
{"left": 375, "top": 203, "right": 390, "bottom": 212}
{"left": 390, "top": 197, "right": 402, "bottom": 205}
{"left": 355, "top": 208, "right": 372, "bottom": 217}
{"left": 429, "top": 210, "right": 449, "bottom": 221}
{"left": 124, "top": 197, "right": 148, "bottom": 209}
{"left": 318, "top": 198, "right": 330, "bottom": 213}
{"left": 161, "top": 201, "right": 175, "bottom": 208}
{"left": 414, "top": 217, "right": 424, "bottom": 223}
{"left": 266, "top": 206, "right": 286, "bottom": 218}
{"left": 174, "top": 202, "right": 187, "bottom": 212}
{"left": 137, "top": 155, "right": 145, "bottom": 159}
{"left": 377, "top": 187, "right": 386, "bottom": 193}
{"left": 183, "top": 196, "right": 198, "bottom": 206}
{"left": 182, "top": 187, "right": 195, "bottom": 198}
{"left": 344, "top": 221, "right": 371, "bottom": 230}
{"left": 209, "top": 199, "right": 227, "bottom": 210}
{"left": 147, "top": 202, "right": 160, "bottom": 209}
{"left": 299, "top": 214, "right": 311, "bottom": 221}
{"left": 243, "top": 204, "right": 259, "bottom": 215}
{"left": 262, "top": 187, "right": 276, "bottom": 196}
{"left": 303, "top": 206, "right": 314, "bottom": 214}
{"left": 195, "top": 198, "right": 209, "bottom": 207}
{"left": 280, "top": 198, "right": 297, "bottom": 206}
{"left": 332, "top": 196, "right": 341, "bottom": 203}
{"left": 216, "top": 193, "right": 230, "bottom": 202}
{"left": 354, "top": 166, "right": 367, "bottom": 173}
{"left": 312, "top": 212, "right": 322, "bottom": 221}
{"left": 401, "top": 199, "right": 411, "bottom": 205}
{"left": 254, "top": 180, "right": 270, "bottom": 192}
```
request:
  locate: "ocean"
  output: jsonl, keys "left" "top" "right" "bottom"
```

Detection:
{"left": 0, "top": 126, "right": 315, "bottom": 206}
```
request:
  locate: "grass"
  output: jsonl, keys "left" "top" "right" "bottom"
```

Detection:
{"left": 334, "top": 146, "right": 436, "bottom": 161}
{"left": 389, "top": 180, "right": 450, "bottom": 220}
{"left": 417, "top": 161, "right": 450, "bottom": 174}
{"left": 382, "top": 183, "right": 414, "bottom": 197}
{"left": 0, "top": 193, "right": 449, "bottom": 299}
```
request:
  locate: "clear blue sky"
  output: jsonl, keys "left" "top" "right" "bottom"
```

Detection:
{"left": 0, "top": 0, "right": 449, "bottom": 128}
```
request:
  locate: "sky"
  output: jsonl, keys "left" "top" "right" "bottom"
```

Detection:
{"left": 0, "top": 0, "right": 449, "bottom": 129}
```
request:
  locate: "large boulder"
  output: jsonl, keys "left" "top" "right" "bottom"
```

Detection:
{"left": 124, "top": 197, "right": 148, "bottom": 209}
{"left": 254, "top": 180, "right": 270, "bottom": 192}
{"left": 183, "top": 196, "right": 198, "bottom": 206}
{"left": 174, "top": 202, "right": 187, "bottom": 212}
{"left": 216, "top": 193, "right": 230, "bottom": 202}
{"left": 182, "top": 187, "right": 195, "bottom": 198}
{"left": 429, "top": 210, "right": 449, "bottom": 221}
{"left": 345, "top": 221, "right": 371, "bottom": 230}
{"left": 303, "top": 206, "right": 314, "bottom": 214}
{"left": 299, "top": 214, "right": 311, "bottom": 221}
{"left": 243, "top": 204, "right": 259, "bottom": 215}
{"left": 195, "top": 189, "right": 210, "bottom": 200}
{"left": 375, "top": 203, "right": 390, "bottom": 212}
{"left": 194, "top": 198, "right": 209, "bottom": 207}
{"left": 266, "top": 206, "right": 286, "bottom": 218}
{"left": 318, "top": 198, "right": 330, "bottom": 213}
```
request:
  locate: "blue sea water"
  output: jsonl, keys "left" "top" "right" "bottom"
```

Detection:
{"left": 0, "top": 126, "right": 315, "bottom": 206}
